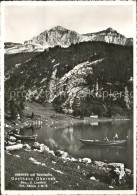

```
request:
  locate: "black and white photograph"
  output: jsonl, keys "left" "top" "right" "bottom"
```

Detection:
{"left": 1, "top": 1, "right": 136, "bottom": 194}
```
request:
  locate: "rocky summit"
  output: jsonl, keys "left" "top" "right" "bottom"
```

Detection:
{"left": 24, "top": 26, "right": 82, "bottom": 48}
{"left": 5, "top": 26, "right": 133, "bottom": 54}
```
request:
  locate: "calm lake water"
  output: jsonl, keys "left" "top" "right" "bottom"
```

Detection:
{"left": 21, "top": 120, "right": 133, "bottom": 170}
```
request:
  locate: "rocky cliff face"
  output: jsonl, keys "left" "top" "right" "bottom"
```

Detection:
{"left": 25, "top": 26, "right": 133, "bottom": 48}
{"left": 5, "top": 41, "right": 133, "bottom": 117}
{"left": 82, "top": 28, "right": 131, "bottom": 45}
{"left": 5, "top": 26, "right": 133, "bottom": 54}
{"left": 24, "top": 26, "right": 82, "bottom": 48}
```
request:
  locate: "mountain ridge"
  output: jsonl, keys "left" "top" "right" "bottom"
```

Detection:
{"left": 5, "top": 26, "right": 133, "bottom": 54}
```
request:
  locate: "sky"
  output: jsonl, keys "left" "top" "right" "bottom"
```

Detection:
{"left": 4, "top": 5, "right": 135, "bottom": 43}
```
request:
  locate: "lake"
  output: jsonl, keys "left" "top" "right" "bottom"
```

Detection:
{"left": 21, "top": 120, "right": 133, "bottom": 170}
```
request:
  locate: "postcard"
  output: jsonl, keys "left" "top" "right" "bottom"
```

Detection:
{"left": 1, "top": 1, "right": 136, "bottom": 195}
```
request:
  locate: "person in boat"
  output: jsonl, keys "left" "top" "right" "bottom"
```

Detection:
{"left": 104, "top": 136, "right": 109, "bottom": 142}
{"left": 113, "top": 133, "right": 118, "bottom": 141}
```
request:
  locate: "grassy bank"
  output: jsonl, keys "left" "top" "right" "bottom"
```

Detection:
{"left": 5, "top": 147, "right": 132, "bottom": 190}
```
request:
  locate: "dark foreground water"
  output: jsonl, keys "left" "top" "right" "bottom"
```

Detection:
{"left": 21, "top": 120, "right": 134, "bottom": 170}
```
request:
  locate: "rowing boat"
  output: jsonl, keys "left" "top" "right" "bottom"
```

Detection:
{"left": 79, "top": 139, "right": 127, "bottom": 146}
{"left": 13, "top": 134, "right": 37, "bottom": 140}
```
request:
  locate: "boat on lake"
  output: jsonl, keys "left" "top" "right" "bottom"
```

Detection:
{"left": 12, "top": 134, "right": 37, "bottom": 140}
{"left": 79, "top": 139, "right": 127, "bottom": 146}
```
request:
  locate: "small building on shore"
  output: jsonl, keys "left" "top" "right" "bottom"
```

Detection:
{"left": 90, "top": 115, "right": 98, "bottom": 119}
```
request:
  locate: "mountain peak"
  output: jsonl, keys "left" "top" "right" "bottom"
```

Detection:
{"left": 50, "top": 26, "right": 68, "bottom": 31}
{"left": 106, "top": 27, "right": 117, "bottom": 33}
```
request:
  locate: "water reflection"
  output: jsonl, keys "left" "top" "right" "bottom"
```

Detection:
{"left": 78, "top": 145, "right": 132, "bottom": 169}
{"left": 90, "top": 122, "right": 99, "bottom": 126}
{"left": 21, "top": 120, "right": 133, "bottom": 169}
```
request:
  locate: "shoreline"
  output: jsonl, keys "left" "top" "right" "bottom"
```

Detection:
{"left": 4, "top": 101, "right": 133, "bottom": 190}
{"left": 5, "top": 141, "right": 133, "bottom": 190}
{"left": 5, "top": 101, "right": 131, "bottom": 134}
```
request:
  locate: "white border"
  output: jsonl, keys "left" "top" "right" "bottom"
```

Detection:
{"left": 1, "top": 1, "right": 136, "bottom": 195}
{"left": 1, "top": 1, "right": 5, "bottom": 195}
